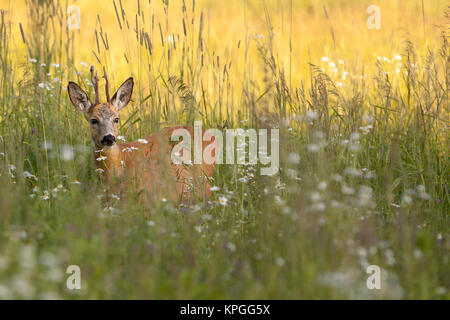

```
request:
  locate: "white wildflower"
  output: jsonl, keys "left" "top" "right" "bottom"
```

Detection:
{"left": 344, "top": 167, "right": 362, "bottom": 177}
{"left": 358, "top": 186, "right": 373, "bottom": 207}
{"left": 306, "top": 110, "right": 318, "bottom": 120}
{"left": 416, "top": 185, "right": 430, "bottom": 200}
{"left": 41, "top": 141, "right": 53, "bottom": 150}
{"left": 111, "top": 194, "right": 120, "bottom": 200}
{"left": 218, "top": 196, "right": 228, "bottom": 206}
{"left": 276, "top": 257, "right": 285, "bottom": 267}
{"left": 226, "top": 242, "right": 236, "bottom": 252}
{"left": 61, "top": 145, "right": 74, "bottom": 161}
{"left": 331, "top": 174, "right": 342, "bottom": 182}
{"left": 307, "top": 144, "right": 320, "bottom": 153}
{"left": 341, "top": 184, "right": 355, "bottom": 195}
{"left": 23, "top": 171, "right": 38, "bottom": 181}
{"left": 287, "top": 152, "right": 300, "bottom": 164}
{"left": 317, "top": 181, "right": 328, "bottom": 190}
{"left": 122, "top": 146, "right": 139, "bottom": 152}
{"left": 311, "top": 202, "right": 326, "bottom": 211}
{"left": 310, "top": 192, "right": 321, "bottom": 202}
{"left": 275, "top": 195, "right": 284, "bottom": 205}
{"left": 359, "top": 125, "right": 373, "bottom": 135}
{"left": 362, "top": 113, "right": 374, "bottom": 124}
{"left": 330, "top": 200, "right": 341, "bottom": 208}
{"left": 401, "top": 194, "right": 412, "bottom": 204}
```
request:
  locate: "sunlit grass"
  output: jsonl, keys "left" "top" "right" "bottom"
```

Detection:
{"left": 0, "top": 0, "right": 448, "bottom": 299}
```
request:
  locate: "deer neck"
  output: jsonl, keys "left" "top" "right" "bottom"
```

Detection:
{"left": 93, "top": 144, "right": 122, "bottom": 171}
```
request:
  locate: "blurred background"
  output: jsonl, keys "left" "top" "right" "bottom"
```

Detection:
{"left": 0, "top": 0, "right": 448, "bottom": 299}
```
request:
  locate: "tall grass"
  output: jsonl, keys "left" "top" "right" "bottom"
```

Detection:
{"left": 0, "top": 0, "right": 448, "bottom": 299}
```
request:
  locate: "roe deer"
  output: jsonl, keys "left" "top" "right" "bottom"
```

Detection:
{"left": 67, "top": 66, "right": 217, "bottom": 203}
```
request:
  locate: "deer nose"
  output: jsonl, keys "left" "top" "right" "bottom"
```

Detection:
{"left": 101, "top": 134, "right": 116, "bottom": 146}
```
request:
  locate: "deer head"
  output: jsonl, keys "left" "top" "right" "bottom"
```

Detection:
{"left": 67, "top": 66, "right": 133, "bottom": 149}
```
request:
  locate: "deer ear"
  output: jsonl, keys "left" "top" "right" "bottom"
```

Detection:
{"left": 68, "top": 82, "right": 92, "bottom": 116}
{"left": 111, "top": 77, "right": 133, "bottom": 110}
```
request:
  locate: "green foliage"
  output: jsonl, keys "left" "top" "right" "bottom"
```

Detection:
{"left": 0, "top": 1, "right": 448, "bottom": 299}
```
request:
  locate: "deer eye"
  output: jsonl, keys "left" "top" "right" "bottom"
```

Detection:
{"left": 90, "top": 119, "right": 98, "bottom": 125}
{"left": 114, "top": 118, "right": 119, "bottom": 123}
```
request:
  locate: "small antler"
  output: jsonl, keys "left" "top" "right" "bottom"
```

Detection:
{"left": 102, "top": 66, "right": 110, "bottom": 103}
{"left": 90, "top": 65, "right": 99, "bottom": 105}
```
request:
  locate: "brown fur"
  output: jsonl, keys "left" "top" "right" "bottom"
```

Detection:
{"left": 68, "top": 78, "right": 217, "bottom": 204}
{"left": 94, "top": 127, "right": 216, "bottom": 203}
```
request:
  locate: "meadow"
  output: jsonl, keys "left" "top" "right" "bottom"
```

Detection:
{"left": 0, "top": 0, "right": 448, "bottom": 299}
